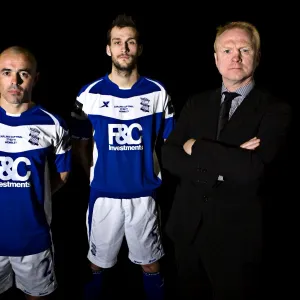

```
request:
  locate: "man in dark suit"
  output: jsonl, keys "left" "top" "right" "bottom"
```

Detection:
{"left": 161, "top": 21, "right": 292, "bottom": 299}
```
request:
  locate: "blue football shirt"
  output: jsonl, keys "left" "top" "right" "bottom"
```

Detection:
{"left": 0, "top": 105, "right": 71, "bottom": 256}
{"left": 71, "top": 74, "right": 175, "bottom": 198}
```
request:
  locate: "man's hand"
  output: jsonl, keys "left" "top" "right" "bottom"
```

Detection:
{"left": 183, "top": 139, "right": 196, "bottom": 155}
{"left": 240, "top": 137, "right": 260, "bottom": 150}
{"left": 51, "top": 171, "right": 70, "bottom": 195}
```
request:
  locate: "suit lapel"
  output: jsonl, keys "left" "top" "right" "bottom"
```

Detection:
{"left": 219, "top": 88, "right": 261, "bottom": 138}
{"left": 197, "top": 89, "right": 222, "bottom": 140}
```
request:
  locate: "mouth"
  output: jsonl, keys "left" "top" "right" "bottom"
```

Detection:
{"left": 229, "top": 68, "right": 243, "bottom": 71}
{"left": 8, "top": 90, "right": 22, "bottom": 95}
{"left": 229, "top": 65, "right": 242, "bottom": 69}
{"left": 119, "top": 55, "right": 130, "bottom": 59}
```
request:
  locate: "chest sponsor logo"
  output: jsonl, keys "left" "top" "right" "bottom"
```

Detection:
{"left": 108, "top": 123, "right": 143, "bottom": 151}
{"left": 0, "top": 156, "right": 31, "bottom": 188}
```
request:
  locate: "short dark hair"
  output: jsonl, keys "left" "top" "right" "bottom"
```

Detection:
{"left": 107, "top": 14, "right": 140, "bottom": 45}
{"left": 0, "top": 45, "right": 38, "bottom": 72}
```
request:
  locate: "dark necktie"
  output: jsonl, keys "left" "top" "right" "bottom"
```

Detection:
{"left": 216, "top": 92, "right": 240, "bottom": 140}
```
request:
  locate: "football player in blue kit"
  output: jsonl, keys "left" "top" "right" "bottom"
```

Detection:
{"left": 71, "top": 14, "right": 175, "bottom": 300}
{"left": 0, "top": 46, "right": 72, "bottom": 299}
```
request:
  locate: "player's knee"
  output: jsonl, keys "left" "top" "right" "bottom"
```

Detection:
{"left": 90, "top": 262, "right": 102, "bottom": 272}
{"left": 25, "top": 295, "right": 45, "bottom": 299}
{"left": 141, "top": 261, "right": 160, "bottom": 273}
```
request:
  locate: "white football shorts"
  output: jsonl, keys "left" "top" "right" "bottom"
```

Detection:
{"left": 87, "top": 196, "right": 165, "bottom": 268}
{"left": 0, "top": 248, "right": 57, "bottom": 296}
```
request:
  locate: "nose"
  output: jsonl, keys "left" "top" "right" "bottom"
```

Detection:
{"left": 232, "top": 49, "right": 242, "bottom": 62}
{"left": 121, "top": 42, "right": 130, "bottom": 53}
{"left": 11, "top": 73, "right": 23, "bottom": 86}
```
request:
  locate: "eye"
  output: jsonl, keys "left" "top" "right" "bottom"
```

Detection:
{"left": 223, "top": 49, "right": 230, "bottom": 54}
{"left": 241, "top": 48, "right": 249, "bottom": 53}
{"left": 2, "top": 71, "right": 10, "bottom": 76}
{"left": 20, "top": 72, "right": 30, "bottom": 78}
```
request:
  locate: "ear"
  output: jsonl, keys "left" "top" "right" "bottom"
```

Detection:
{"left": 106, "top": 45, "right": 111, "bottom": 57}
{"left": 214, "top": 52, "right": 218, "bottom": 65}
{"left": 138, "top": 44, "right": 143, "bottom": 56}
{"left": 33, "top": 72, "right": 40, "bottom": 87}
{"left": 255, "top": 51, "right": 261, "bottom": 68}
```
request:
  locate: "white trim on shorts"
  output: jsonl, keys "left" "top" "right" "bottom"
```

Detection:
{"left": 87, "top": 196, "right": 165, "bottom": 268}
{"left": 0, "top": 248, "right": 57, "bottom": 296}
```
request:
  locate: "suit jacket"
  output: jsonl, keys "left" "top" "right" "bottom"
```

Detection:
{"left": 161, "top": 87, "right": 292, "bottom": 260}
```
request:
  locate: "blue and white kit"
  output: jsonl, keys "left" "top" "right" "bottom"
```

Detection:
{"left": 0, "top": 104, "right": 71, "bottom": 295}
{"left": 71, "top": 74, "right": 175, "bottom": 198}
{"left": 0, "top": 105, "right": 71, "bottom": 256}
{"left": 71, "top": 74, "right": 175, "bottom": 267}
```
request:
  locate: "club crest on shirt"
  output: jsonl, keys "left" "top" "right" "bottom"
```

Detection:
{"left": 140, "top": 97, "right": 150, "bottom": 112}
{"left": 28, "top": 127, "right": 40, "bottom": 146}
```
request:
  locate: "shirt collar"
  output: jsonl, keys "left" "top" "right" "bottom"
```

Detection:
{"left": 221, "top": 81, "right": 255, "bottom": 99}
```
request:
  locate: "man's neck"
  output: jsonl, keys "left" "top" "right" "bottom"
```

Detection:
{"left": 223, "top": 77, "right": 253, "bottom": 92}
{"left": 109, "top": 67, "right": 140, "bottom": 89}
{"left": 0, "top": 99, "right": 34, "bottom": 115}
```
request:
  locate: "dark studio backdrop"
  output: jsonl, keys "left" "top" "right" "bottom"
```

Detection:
{"left": 1, "top": 5, "right": 297, "bottom": 300}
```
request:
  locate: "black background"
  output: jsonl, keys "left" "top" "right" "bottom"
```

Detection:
{"left": 1, "top": 4, "right": 297, "bottom": 300}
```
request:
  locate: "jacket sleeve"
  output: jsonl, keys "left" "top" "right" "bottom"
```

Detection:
{"left": 162, "top": 97, "right": 292, "bottom": 185}
{"left": 192, "top": 100, "right": 291, "bottom": 184}
{"left": 161, "top": 96, "right": 214, "bottom": 182}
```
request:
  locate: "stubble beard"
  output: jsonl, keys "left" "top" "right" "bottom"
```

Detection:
{"left": 3, "top": 91, "right": 29, "bottom": 106}
{"left": 112, "top": 56, "right": 138, "bottom": 74}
